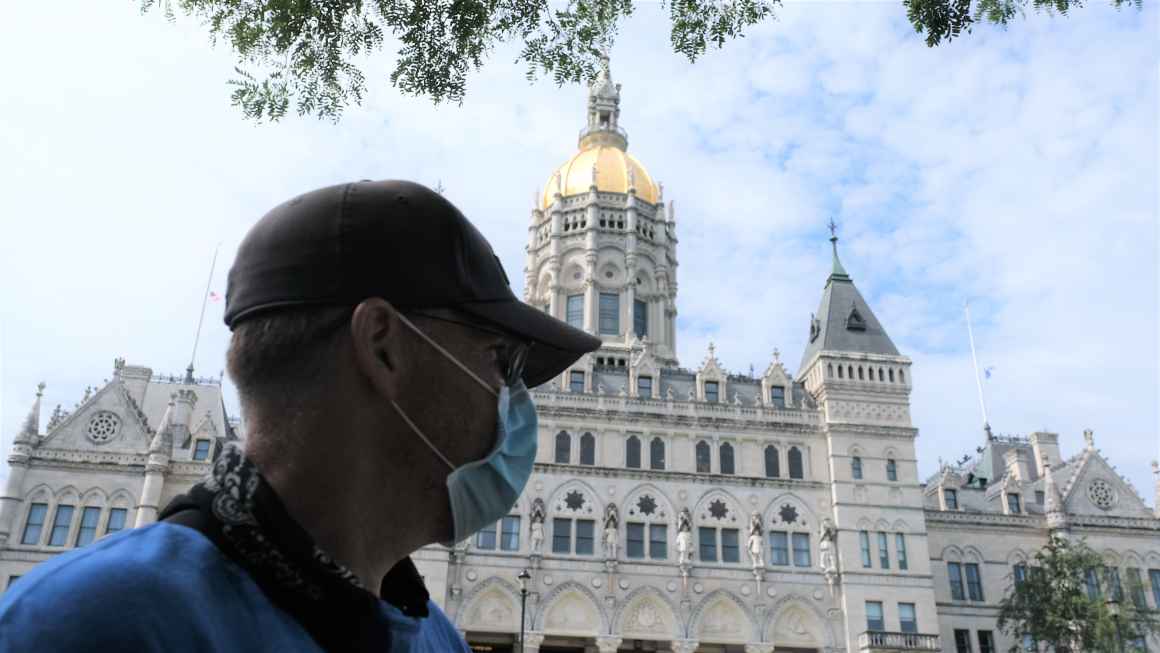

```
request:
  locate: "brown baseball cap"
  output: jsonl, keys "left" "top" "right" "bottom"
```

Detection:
{"left": 224, "top": 179, "right": 600, "bottom": 387}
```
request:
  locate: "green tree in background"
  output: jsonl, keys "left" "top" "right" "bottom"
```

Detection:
{"left": 997, "top": 535, "right": 1160, "bottom": 652}
{"left": 140, "top": 0, "right": 1143, "bottom": 121}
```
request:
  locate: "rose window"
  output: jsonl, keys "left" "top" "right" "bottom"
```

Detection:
{"left": 1086, "top": 479, "right": 1116, "bottom": 510}
{"left": 86, "top": 411, "right": 121, "bottom": 443}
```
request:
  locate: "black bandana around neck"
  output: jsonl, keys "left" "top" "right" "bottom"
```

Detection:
{"left": 158, "top": 444, "right": 430, "bottom": 652}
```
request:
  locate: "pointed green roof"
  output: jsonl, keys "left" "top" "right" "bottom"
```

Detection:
{"left": 798, "top": 235, "right": 899, "bottom": 374}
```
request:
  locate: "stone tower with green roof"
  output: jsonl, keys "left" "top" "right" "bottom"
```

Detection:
{"left": 796, "top": 227, "right": 939, "bottom": 648}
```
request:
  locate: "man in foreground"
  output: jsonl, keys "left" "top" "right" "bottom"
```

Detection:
{"left": 0, "top": 180, "right": 600, "bottom": 651}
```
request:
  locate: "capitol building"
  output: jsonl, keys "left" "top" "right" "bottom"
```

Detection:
{"left": 2, "top": 61, "right": 1158, "bottom": 653}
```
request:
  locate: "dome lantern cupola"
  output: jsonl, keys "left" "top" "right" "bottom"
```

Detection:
{"left": 539, "top": 56, "right": 659, "bottom": 210}
{"left": 580, "top": 54, "right": 627, "bottom": 151}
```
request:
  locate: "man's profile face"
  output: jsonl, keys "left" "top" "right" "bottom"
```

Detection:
{"left": 396, "top": 309, "right": 522, "bottom": 538}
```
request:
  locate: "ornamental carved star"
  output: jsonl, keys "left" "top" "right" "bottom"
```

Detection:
{"left": 708, "top": 499, "right": 729, "bottom": 520}
{"left": 564, "top": 490, "right": 586, "bottom": 512}
{"left": 637, "top": 495, "right": 657, "bottom": 516}
{"left": 779, "top": 504, "right": 798, "bottom": 525}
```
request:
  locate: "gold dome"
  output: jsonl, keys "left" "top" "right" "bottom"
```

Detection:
{"left": 541, "top": 145, "right": 659, "bottom": 210}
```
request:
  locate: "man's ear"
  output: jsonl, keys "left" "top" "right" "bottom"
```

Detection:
{"left": 350, "top": 297, "right": 404, "bottom": 400}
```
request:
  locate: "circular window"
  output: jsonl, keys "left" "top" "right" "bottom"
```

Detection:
{"left": 1086, "top": 478, "right": 1117, "bottom": 510}
{"left": 86, "top": 411, "right": 121, "bottom": 444}
{"left": 604, "top": 270, "right": 614, "bottom": 279}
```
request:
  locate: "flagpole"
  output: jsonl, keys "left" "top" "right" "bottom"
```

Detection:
{"left": 964, "top": 301, "right": 992, "bottom": 439}
{"left": 187, "top": 243, "right": 221, "bottom": 383}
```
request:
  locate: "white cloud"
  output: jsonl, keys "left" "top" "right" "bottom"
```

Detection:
{"left": 0, "top": 1, "right": 1156, "bottom": 500}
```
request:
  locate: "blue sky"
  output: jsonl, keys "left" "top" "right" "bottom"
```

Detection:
{"left": 0, "top": 1, "right": 1157, "bottom": 500}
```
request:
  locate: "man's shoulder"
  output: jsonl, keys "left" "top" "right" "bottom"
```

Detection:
{"left": 6, "top": 522, "right": 237, "bottom": 599}
{"left": 0, "top": 523, "right": 262, "bottom": 650}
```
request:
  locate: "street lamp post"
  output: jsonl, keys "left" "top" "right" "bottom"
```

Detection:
{"left": 1106, "top": 596, "right": 1124, "bottom": 653}
{"left": 517, "top": 569, "right": 531, "bottom": 653}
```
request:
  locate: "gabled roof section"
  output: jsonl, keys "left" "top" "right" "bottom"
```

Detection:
{"left": 799, "top": 234, "right": 899, "bottom": 372}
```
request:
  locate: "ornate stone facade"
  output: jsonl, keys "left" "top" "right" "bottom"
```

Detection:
{"left": 0, "top": 363, "right": 237, "bottom": 583}
{"left": 3, "top": 61, "right": 1159, "bottom": 653}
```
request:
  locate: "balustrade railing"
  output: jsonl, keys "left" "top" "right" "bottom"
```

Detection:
{"left": 858, "top": 631, "right": 940, "bottom": 651}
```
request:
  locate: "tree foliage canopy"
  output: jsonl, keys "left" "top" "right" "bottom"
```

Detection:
{"left": 140, "top": 0, "right": 1143, "bottom": 121}
{"left": 997, "top": 536, "right": 1160, "bottom": 652}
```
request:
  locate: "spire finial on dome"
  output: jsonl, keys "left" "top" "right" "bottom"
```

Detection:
{"left": 827, "top": 218, "right": 850, "bottom": 280}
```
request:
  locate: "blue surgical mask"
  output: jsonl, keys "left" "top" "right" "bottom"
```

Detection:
{"left": 390, "top": 314, "right": 538, "bottom": 545}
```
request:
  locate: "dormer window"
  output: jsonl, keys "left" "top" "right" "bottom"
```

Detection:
{"left": 637, "top": 376, "right": 653, "bottom": 399}
{"left": 1006, "top": 493, "right": 1021, "bottom": 514}
{"left": 770, "top": 385, "right": 786, "bottom": 408}
{"left": 846, "top": 304, "right": 866, "bottom": 331}
{"left": 193, "top": 439, "right": 211, "bottom": 461}
{"left": 704, "top": 381, "right": 719, "bottom": 403}
{"left": 943, "top": 488, "right": 959, "bottom": 510}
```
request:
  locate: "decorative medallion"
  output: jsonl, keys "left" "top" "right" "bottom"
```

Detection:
{"left": 86, "top": 411, "right": 121, "bottom": 444}
{"left": 708, "top": 499, "right": 729, "bottom": 520}
{"left": 693, "top": 583, "right": 704, "bottom": 594}
{"left": 766, "top": 587, "right": 777, "bottom": 598}
{"left": 1086, "top": 478, "right": 1117, "bottom": 510}
{"left": 619, "top": 579, "right": 630, "bottom": 590}
{"left": 740, "top": 585, "right": 751, "bottom": 596}
{"left": 778, "top": 504, "right": 799, "bottom": 525}
{"left": 543, "top": 575, "right": 554, "bottom": 586}
{"left": 666, "top": 581, "right": 677, "bottom": 592}
{"left": 637, "top": 495, "right": 657, "bottom": 516}
{"left": 565, "top": 490, "right": 586, "bottom": 511}
{"left": 465, "top": 570, "right": 478, "bottom": 582}
{"left": 592, "top": 578, "right": 603, "bottom": 588}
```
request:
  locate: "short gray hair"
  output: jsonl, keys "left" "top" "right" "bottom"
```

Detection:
{"left": 226, "top": 305, "right": 351, "bottom": 408}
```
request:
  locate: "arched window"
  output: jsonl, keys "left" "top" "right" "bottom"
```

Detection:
{"left": 847, "top": 365, "right": 854, "bottom": 379}
{"left": 650, "top": 438, "right": 665, "bottom": 470}
{"left": 827, "top": 363, "right": 834, "bottom": 378}
{"left": 899, "top": 370, "right": 905, "bottom": 384}
{"left": 555, "top": 431, "right": 571, "bottom": 464}
{"left": 889, "top": 369, "right": 895, "bottom": 383}
{"left": 695, "top": 441, "right": 711, "bottom": 474}
{"left": 764, "top": 446, "right": 779, "bottom": 478}
{"left": 625, "top": 435, "right": 641, "bottom": 469}
{"left": 719, "top": 443, "right": 735, "bottom": 475}
{"left": 858, "top": 366, "right": 864, "bottom": 380}
{"left": 788, "top": 446, "right": 804, "bottom": 479}
{"left": 579, "top": 433, "right": 595, "bottom": 466}
{"left": 886, "top": 458, "right": 898, "bottom": 482}
{"left": 851, "top": 456, "right": 863, "bottom": 480}
{"left": 838, "top": 366, "right": 844, "bottom": 379}
{"left": 878, "top": 368, "right": 885, "bottom": 382}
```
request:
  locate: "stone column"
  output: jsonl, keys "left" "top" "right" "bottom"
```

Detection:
{"left": 523, "top": 632, "right": 546, "bottom": 653}
{"left": 0, "top": 460, "right": 29, "bottom": 545}
{"left": 596, "top": 635, "right": 623, "bottom": 653}
{"left": 134, "top": 458, "right": 167, "bottom": 527}
{"left": 0, "top": 383, "right": 43, "bottom": 545}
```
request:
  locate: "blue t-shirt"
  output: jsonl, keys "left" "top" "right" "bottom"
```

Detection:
{"left": 0, "top": 523, "right": 468, "bottom": 652}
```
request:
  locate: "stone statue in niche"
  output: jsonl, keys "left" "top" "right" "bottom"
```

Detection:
{"left": 746, "top": 512, "right": 765, "bottom": 569}
{"left": 819, "top": 518, "right": 838, "bottom": 576}
{"left": 675, "top": 507, "right": 694, "bottom": 565}
{"left": 603, "top": 503, "right": 620, "bottom": 559}
{"left": 529, "top": 498, "right": 547, "bottom": 554}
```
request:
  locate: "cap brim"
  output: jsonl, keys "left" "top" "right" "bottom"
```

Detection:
{"left": 458, "top": 299, "right": 601, "bottom": 388}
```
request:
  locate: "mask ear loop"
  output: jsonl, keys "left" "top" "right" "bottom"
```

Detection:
{"left": 395, "top": 312, "right": 499, "bottom": 398}
{"left": 391, "top": 400, "right": 455, "bottom": 471}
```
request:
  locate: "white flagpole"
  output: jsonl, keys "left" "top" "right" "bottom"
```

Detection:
{"left": 187, "top": 243, "right": 221, "bottom": 382}
{"left": 964, "top": 301, "right": 991, "bottom": 437}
